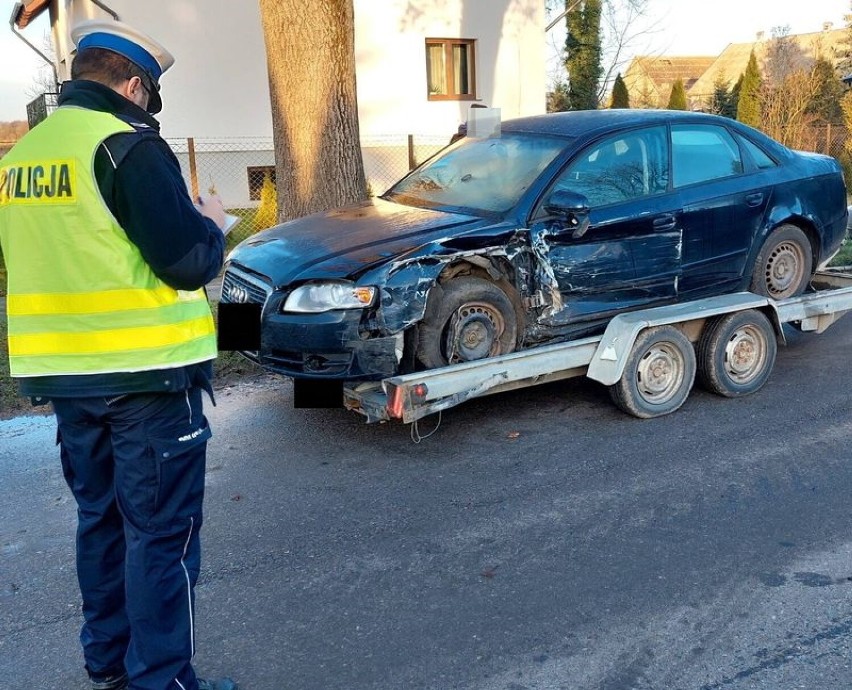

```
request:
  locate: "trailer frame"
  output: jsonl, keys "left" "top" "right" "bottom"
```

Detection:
{"left": 342, "top": 271, "right": 852, "bottom": 424}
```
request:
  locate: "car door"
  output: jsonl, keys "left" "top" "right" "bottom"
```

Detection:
{"left": 671, "top": 123, "right": 771, "bottom": 296}
{"left": 528, "top": 125, "right": 682, "bottom": 325}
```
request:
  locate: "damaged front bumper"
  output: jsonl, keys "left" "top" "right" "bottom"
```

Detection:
{"left": 250, "top": 307, "right": 404, "bottom": 380}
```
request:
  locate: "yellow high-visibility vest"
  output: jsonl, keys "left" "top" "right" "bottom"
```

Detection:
{"left": 0, "top": 106, "right": 216, "bottom": 377}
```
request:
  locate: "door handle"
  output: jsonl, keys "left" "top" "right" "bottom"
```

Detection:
{"left": 652, "top": 213, "right": 677, "bottom": 231}
{"left": 746, "top": 192, "right": 764, "bottom": 207}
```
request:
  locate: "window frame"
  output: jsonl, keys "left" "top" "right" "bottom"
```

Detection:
{"left": 247, "top": 165, "right": 276, "bottom": 202}
{"left": 534, "top": 125, "right": 671, "bottom": 214}
{"left": 425, "top": 38, "right": 477, "bottom": 102}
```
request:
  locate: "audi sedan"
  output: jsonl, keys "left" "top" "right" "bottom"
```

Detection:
{"left": 220, "top": 110, "right": 847, "bottom": 394}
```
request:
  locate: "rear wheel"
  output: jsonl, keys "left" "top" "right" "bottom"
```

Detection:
{"left": 609, "top": 326, "right": 696, "bottom": 419}
{"left": 750, "top": 225, "right": 812, "bottom": 299}
{"left": 696, "top": 309, "right": 777, "bottom": 397}
{"left": 416, "top": 277, "right": 518, "bottom": 368}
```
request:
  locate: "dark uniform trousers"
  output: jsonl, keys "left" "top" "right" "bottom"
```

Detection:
{"left": 52, "top": 387, "right": 212, "bottom": 690}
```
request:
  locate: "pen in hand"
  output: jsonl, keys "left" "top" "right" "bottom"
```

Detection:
{"left": 195, "top": 193, "right": 226, "bottom": 230}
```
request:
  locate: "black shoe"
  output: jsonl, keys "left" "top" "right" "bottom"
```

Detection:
{"left": 91, "top": 674, "right": 128, "bottom": 690}
{"left": 197, "top": 679, "right": 238, "bottom": 690}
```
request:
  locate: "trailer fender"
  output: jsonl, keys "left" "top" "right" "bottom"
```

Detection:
{"left": 586, "top": 292, "right": 772, "bottom": 386}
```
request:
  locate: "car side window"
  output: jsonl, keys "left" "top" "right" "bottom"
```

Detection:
{"left": 736, "top": 134, "right": 778, "bottom": 169}
{"left": 671, "top": 124, "right": 744, "bottom": 187}
{"left": 541, "top": 126, "right": 669, "bottom": 210}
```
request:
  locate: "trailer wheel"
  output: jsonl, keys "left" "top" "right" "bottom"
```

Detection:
{"left": 697, "top": 309, "right": 777, "bottom": 397}
{"left": 416, "top": 277, "right": 518, "bottom": 368}
{"left": 609, "top": 326, "right": 696, "bottom": 419}
{"left": 750, "top": 224, "right": 812, "bottom": 299}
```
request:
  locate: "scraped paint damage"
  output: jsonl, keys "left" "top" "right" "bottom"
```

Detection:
{"left": 367, "top": 227, "right": 682, "bottom": 366}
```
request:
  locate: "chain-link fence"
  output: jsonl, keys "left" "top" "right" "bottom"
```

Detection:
{"left": 783, "top": 123, "right": 847, "bottom": 157}
{"left": 165, "top": 134, "right": 450, "bottom": 247}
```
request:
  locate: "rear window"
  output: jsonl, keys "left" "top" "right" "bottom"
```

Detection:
{"left": 737, "top": 135, "right": 778, "bottom": 169}
{"left": 672, "top": 125, "right": 744, "bottom": 188}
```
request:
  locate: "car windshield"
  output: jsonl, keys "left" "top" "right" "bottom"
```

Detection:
{"left": 384, "top": 133, "right": 568, "bottom": 214}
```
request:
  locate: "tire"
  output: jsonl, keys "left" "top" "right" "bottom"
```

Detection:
{"left": 608, "top": 326, "right": 696, "bottom": 419}
{"left": 696, "top": 309, "right": 777, "bottom": 397}
{"left": 750, "top": 224, "right": 812, "bottom": 299}
{"left": 416, "top": 276, "right": 518, "bottom": 368}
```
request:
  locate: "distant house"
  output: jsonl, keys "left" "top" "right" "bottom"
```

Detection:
{"left": 689, "top": 27, "right": 848, "bottom": 108}
{"left": 622, "top": 56, "right": 716, "bottom": 109}
{"left": 623, "top": 25, "right": 849, "bottom": 112}
{"left": 12, "top": 0, "right": 546, "bottom": 204}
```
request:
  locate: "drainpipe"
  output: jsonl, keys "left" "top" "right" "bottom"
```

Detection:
{"left": 9, "top": 2, "right": 59, "bottom": 91}
{"left": 546, "top": 0, "right": 583, "bottom": 32}
{"left": 90, "top": 0, "right": 119, "bottom": 20}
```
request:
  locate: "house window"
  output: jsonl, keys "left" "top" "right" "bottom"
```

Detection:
{"left": 426, "top": 39, "right": 476, "bottom": 101}
{"left": 247, "top": 165, "right": 276, "bottom": 201}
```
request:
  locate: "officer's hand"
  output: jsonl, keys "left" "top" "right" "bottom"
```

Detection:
{"left": 196, "top": 194, "right": 227, "bottom": 230}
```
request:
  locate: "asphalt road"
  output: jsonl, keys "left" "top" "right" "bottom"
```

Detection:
{"left": 3, "top": 318, "right": 852, "bottom": 690}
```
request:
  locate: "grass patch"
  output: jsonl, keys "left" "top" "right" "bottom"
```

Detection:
{"left": 224, "top": 207, "right": 261, "bottom": 250}
{"left": 828, "top": 235, "right": 852, "bottom": 267}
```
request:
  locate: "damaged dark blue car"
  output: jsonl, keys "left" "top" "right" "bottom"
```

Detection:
{"left": 220, "top": 110, "right": 848, "bottom": 388}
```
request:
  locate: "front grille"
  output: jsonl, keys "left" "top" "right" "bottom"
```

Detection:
{"left": 220, "top": 267, "right": 273, "bottom": 305}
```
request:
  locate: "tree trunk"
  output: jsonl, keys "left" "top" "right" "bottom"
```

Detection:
{"left": 258, "top": 0, "right": 367, "bottom": 223}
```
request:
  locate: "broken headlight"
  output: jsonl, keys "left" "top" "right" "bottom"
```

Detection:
{"left": 283, "top": 281, "right": 377, "bottom": 313}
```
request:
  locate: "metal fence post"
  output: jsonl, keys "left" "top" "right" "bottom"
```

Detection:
{"left": 187, "top": 137, "right": 199, "bottom": 199}
{"left": 408, "top": 134, "right": 416, "bottom": 170}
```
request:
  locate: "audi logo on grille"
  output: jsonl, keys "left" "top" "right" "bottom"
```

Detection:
{"left": 225, "top": 284, "right": 251, "bottom": 303}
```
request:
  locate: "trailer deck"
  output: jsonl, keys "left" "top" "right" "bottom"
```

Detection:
{"left": 343, "top": 270, "right": 852, "bottom": 424}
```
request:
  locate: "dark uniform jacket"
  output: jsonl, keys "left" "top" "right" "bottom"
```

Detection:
{"left": 20, "top": 79, "right": 225, "bottom": 400}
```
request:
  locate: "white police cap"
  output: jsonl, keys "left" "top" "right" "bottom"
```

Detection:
{"left": 70, "top": 19, "right": 174, "bottom": 114}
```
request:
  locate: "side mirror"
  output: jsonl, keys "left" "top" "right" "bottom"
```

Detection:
{"left": 544, "top": 190, "right": 591, "bottom": 239}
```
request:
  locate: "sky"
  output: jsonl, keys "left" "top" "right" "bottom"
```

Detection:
{"left": 647, "top": 0, "right": 848, "bottom": 55}
{"left": 0, "top": 1, "right": 850, "bottom": 123}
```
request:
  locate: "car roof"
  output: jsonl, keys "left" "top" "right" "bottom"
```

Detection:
{"left": 500, "top": 109, "right": 735, "bottom": 138}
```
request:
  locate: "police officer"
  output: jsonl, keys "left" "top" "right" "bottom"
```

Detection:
{"left": 0, "top": 18, "right": 236, "bottom": 690}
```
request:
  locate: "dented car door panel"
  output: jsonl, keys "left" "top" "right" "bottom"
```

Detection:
{"left": 528, "top": 198, "right": 682, "bottom": 325}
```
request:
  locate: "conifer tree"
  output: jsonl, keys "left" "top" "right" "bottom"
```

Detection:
{"left": 548, "top": 81, "right": 571, "bottom": 112}
{"left": 565, "top": 0, "right": 603, "bottom": 110}
{"left": 610, "top": 73, "right": 630, "bottom": 108}
{"left": 254, "top": 173, "right": 278, "bottom": 231}
{"left": 809, "top": 57, "right": 843, "bottom": 124}
{"left": 667, "top": 78, "right": 687, "bottom": 110}
{"left": 730, "top": 74, "right": 743, "bottom": 116}
{"left": 711, "top": 74, "right": 735, "bottom": 118}
{"left": 737, "top": 50, "right": 762, "bottom": 127}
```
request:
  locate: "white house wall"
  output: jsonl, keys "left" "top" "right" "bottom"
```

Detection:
{"left": 48, "top": 0, "right": 544, "bottom": 140}
{"left": 49, "top": 0, "right": 272, "bottom": 138}
{"left": 42, "top": 1, "right": 545, "bottom": 204}
{"left": 353, "top": 0, "right": 546, "bottom": 137}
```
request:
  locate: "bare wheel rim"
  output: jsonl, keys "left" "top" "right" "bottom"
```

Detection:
{"left": 636, "top": 342, "right": 686, "bottom": 404}
{"left": 764, "top": 241, "right": 805, "bottom": 296}
{"left": 444, "top": 301, "right": 506, "bottom": 363}
{"left": 723, "top": 324, "right": 768, "bottom": 385}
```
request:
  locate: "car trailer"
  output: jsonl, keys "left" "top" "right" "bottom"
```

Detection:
{"left": 343, "top": 270, "right": 852, "bottom": 425}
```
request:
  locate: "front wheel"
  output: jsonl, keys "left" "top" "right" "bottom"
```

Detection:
{"left": 416, "top": 276, "right": 518, "bottom": 369}
{"left": 608, "top": 326, "right": 696, "bottom": 419}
